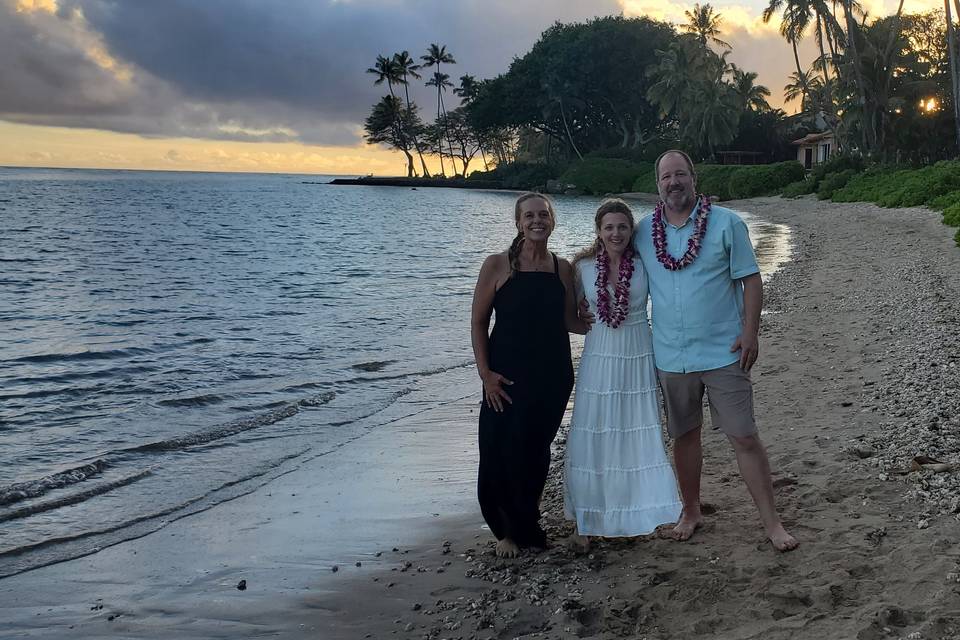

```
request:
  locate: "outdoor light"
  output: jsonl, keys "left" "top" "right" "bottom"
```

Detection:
{"left": 919, "top": 97, "right": 938, "bottom": 113}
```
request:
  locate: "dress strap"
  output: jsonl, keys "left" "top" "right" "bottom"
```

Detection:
{"left": 552, "top": 253, "right": 560, "bottom": 277}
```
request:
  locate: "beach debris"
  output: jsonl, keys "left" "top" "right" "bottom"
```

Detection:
{"left": 331, "top": 565, "right": 339, "bottom": 573}
{"left": 356, "top": 561, "right": 362, "bottom": 567}
{"left": 413, "top": 603, "right": 422, "bottom": 611}
{"left": 236, "top": 580, "right": 247, "bottom": 591}
{"left": 866, "top": 527, "right": 887, "bottom": 546}
{"left": 910, "top": 456, "right": 956, "bottom": 473}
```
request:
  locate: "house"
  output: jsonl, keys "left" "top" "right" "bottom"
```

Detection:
{"left": 792, "top": 131, "right": 834, "bottom": 169}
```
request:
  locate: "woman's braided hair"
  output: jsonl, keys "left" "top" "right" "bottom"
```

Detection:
{"left": 570, "top": 198, "right": 636, "bottom": 265}
{"left": 509, "top": 192, "right": 555, "bottom": 277}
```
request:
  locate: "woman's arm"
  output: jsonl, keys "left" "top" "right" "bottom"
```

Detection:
{"left": 559, "top": 258, "right": 588, "bottom": 335}
{"left": 471, "top": 255, "right": 513, "bottom": 411}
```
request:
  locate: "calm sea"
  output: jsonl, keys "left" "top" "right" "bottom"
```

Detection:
{"left": 0, "top": 167, "right": 791, "bottom": 577}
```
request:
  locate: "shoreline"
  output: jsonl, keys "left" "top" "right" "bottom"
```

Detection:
{"left": 2, "top": 195, "right": 959, "bottom": 639}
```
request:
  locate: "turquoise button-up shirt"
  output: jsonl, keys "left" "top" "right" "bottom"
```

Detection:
{"left": 633, "top": 200, "right": 759, "bottom": 374}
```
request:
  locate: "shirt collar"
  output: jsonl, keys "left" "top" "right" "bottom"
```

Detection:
{"left": 666, "top": 197, "right": 702, "bottom": 229}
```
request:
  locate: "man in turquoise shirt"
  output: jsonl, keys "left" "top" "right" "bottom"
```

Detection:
{"left": 633, "top": 150, "right": 797, "bottom": 551}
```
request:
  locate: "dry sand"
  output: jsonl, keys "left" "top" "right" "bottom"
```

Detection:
{"left": 2, "top": 195, "right": 959, "bottom": 640}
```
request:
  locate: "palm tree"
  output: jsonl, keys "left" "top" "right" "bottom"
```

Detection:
{"left": 683, "top": 4, "right": 732, "bottom": 49}
{"left": 763, "top": 0, "right": 814, "bottom": 107}
{"left": 393, "top": 50, "right": 431, "bottom": 177}
{"left": 421, "top": 44, "right": 457, "bottom": 176}
{"left": 366, "top": 54, "right": 401, "bottom": 98}
{"left": 453, "top": 74, "right": 481, "bottom": 105}
{"left": 367, "top": 54, "right": 414, "bottom": 175}
{"left": 731, "top": 67, "right": 773, "bottom": 111}
{"left": 426, "top": 71, "right": 458, "bottom": 174}
{"left": 454, "top": 75, "right": 489, "bottom": 170}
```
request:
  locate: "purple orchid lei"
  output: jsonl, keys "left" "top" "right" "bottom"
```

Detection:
{"left": 652, "top": 195, "right": 711, "bottom": 271}
{"left": 595, "top": 246, "right": 636, "bottom": 328}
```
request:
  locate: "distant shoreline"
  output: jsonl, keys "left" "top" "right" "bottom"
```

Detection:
{"left": 325, "top": 176, "right": 503, "bottom": 189}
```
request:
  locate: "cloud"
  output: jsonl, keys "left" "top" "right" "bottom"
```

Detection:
{"left": 1, "top": 0, "right": 619, "bottom": 146}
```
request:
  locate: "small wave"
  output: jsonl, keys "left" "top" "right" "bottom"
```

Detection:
{"left": 156, "top": 393, "right": 230, "bottom": 408}
{"left": 340, "top": 359, "right": 474, "bottom": 386}
{"left": 0, "top": 460, "right": 109, "bottom": 507}
{"left": 121, "top": 391, "right": 336, "bottom": 453}
{"left": 351, "top": 360, "right": 397, "bottom": 373}
{"left": 10, "top": 347, "right": 153, "bottom": 365}
{"left": 0, "top": 468, "right": 152, "bottom": 524}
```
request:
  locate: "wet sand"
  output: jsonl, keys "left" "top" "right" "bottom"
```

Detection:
{"left": 3, "top": 196, "right": 960, "bottom": 639}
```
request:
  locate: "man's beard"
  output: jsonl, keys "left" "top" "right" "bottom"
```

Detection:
{"left": 663, "top": 188, "right": 694, "bottom": 212}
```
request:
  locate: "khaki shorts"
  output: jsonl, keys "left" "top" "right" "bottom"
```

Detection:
{"left": 657, "top": 362, "right": 757, "bottom": 439}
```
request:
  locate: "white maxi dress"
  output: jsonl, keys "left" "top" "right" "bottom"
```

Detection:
{"left": 563, "top": 257, "right": 683, "bottom": 536}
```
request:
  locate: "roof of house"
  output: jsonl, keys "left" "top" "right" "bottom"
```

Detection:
{"left": 792, "top": 131, "right": 834, "bottom": 145}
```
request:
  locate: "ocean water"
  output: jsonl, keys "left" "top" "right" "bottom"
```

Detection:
{"left": 0, "top": 167, "right": 791, "bottom": 577}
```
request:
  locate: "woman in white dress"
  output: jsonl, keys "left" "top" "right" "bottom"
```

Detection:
{"left": 564, "top": 198, "right": 682, "bottom": 546}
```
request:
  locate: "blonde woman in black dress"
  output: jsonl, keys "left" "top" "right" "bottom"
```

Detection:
{"left": 470, "top": 192, "right": 586, "bottom": 558}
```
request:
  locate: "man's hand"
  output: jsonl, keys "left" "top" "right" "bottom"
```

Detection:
{"left": 578, "top": 298, "right": 595, "bottom": 331}
{"left": 731, "top": 329, "right": 759, "bottom": 371}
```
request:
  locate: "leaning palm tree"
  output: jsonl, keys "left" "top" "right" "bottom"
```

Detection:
{"left": 393, "top": 50, "right": 431, "bottom": 177}
{"left": 683, "top": 4, "right": 732, "bottom": 49}
{"left": 421, "top": 44, "right": 457, "bottom": 176}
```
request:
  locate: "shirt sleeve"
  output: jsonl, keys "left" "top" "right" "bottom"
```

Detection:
{"left": 727, "top": 216, "right": 760, "bottom": 280}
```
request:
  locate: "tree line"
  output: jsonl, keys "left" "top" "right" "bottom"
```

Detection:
{"left": 363, "top": 6, "right": 959, "bottom": 175}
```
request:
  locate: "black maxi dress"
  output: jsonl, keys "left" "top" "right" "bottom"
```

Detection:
{"left": 478, "top": 254, "right": 574, "bottom": 549}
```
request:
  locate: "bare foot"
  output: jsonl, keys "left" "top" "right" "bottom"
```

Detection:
{"left": 767, "top": 525, "right": 799, "bottom": 552}
{"left": 669, "top": 509, "right": 704, "bottom": 541}
{"left": 566, "top": 534, "right": 590, "bottom": 553}
{"left": 496, "top": 538, "right": 520, "bottom": 558}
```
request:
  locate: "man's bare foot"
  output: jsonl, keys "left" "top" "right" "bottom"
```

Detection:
{"left": 566, "top": 534, "right": 590, "bottom": 553}
{"left": 767, "top": 525, "right": 798, "bottom": 552}
{"left": 496, "top": 538, "right": 520, "bottom": 558}
{"left": 669, "top": 509, "right": 703, "bottom": 541}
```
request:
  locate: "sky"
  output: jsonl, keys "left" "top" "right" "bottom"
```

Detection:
{"left": 0, "top": 0, "right": 942, "bottom": 175}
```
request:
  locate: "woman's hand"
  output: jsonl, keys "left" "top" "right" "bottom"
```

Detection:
{"left": 481, "top": 370, "right": 513, "bottom": 412}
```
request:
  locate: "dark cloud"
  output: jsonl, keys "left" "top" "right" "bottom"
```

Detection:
{"left": 1, "top": 0, "right": 619, "bottom": 145}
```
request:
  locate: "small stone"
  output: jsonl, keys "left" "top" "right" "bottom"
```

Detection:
{"left": 412, "top": 603, "right": 422, "bottom": 611}
{"left": 356, "top": 561, "right": 362, "bottom": 567}
{"left": 236, "top": 580, "right": 247, "bottom": 591}
{"left": 404, "top": 622, "right": 414, "bottom": 632}
{"left": 331, "top": 565, "right": 339, "bottom": 573}
{"left": 918, "top": 519, "right": 930, "bottom": 529}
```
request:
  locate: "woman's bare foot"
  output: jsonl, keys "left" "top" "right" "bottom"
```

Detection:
{"left": 669, "top": 509, "right": 704, "bottom": 541}
{"left": 496, "top": 538, "right": 520, "bottom": 558}
{"left": 566, "top": 534, "right": 590, "bottom": 553}
{"left": 767, "top": 525, "right": 798, "bottom": 552}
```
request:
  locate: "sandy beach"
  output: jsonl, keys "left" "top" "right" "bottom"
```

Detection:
{"left": 3, "top": 195, "right": 960, "bottom": 639}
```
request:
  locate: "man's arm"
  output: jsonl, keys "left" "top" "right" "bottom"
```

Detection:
{"left": 731, "top": 273, "right": 762, "bottom": 371}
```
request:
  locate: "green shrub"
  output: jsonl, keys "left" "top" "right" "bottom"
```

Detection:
{"left": 955, "top": 228, "right": 960, "bottom": 247}
{"left": 816, "top": 169, "right": 858, "bottom": 200}
{"left": 782, "top": 178, "right": 817, "bottom": 198}
{"left": 943, "top": 202, "right": 960, "bottom": 227}
{"left": 560, "top": 158, "right": 650, "bottom": 195}
{"left": 467, "top": 162, "right": 563, "bottom": 190}
{"left": 727, "top": 161, "right": 806, "bottom": 199}
{"left": 833, "top": 161, "right": 960, "bottom": 208}
{"left": 631, "top": 171, "right": 657, "bottom": 193}
{"left": 694, "top": 165, "right": 742, "bottom": 200}
{"left": 831, "top": 166, "right": 903, "bottom": 202}
{"left": 810, "top": 154, "right": 865, "bottom": 184}
{"left": 928, "top": 190, "right": 960, "bottom": 212}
